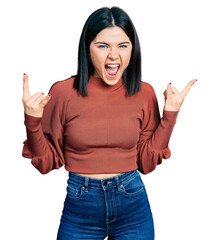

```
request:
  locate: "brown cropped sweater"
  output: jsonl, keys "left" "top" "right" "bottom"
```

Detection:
{"left": 22, "top": 75, "right": 179, "bottom": 174}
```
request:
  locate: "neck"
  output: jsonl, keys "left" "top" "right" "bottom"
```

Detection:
{"left": 88, "top": 75, "right": 124, "bottom": 93}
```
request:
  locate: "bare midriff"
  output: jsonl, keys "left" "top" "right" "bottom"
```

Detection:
{"left": 75, "top": 173, "right": 123, "bottom": 179}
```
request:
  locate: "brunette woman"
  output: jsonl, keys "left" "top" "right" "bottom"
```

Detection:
{"left": 22, "top": 6, "right": 196, "bottom": 240}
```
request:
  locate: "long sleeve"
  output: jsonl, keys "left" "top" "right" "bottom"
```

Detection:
{"left": 22, "top": 82, "right": 68, "bottom": 174}
{"left": 136, "top": 84, "right": 179, "bottom": 174}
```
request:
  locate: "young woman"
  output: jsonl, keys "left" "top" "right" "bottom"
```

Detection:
{"left": 22, "top": 6, "right": 196, "bottom": 240}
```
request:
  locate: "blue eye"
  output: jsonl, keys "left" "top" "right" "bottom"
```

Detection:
{"left": 98, "top": 45, "right": 108, "bottom": 48}
{"left": 119, "top": 45, "right": 127, "bottom": 48}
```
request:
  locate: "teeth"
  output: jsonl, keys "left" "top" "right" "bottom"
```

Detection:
{"left": 106, "top": 64, "right": 120, "bottom": 68}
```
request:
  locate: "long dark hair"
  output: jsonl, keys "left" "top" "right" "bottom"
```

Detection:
{"left": 72, "top": 6, "right": 142, "bottom": 97}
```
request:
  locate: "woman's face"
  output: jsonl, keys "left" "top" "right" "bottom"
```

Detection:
{"left": 89, "top": 26, "right": 132, "bottom": 86}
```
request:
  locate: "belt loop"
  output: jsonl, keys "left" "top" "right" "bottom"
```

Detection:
{"left": 115, "top": 176, "right": 122, "bottom": 191}
{"left": 83, "top": 177, "right": 89, "bottom": 192}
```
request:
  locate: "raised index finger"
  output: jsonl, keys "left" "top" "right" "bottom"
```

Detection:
{"left": 23, "top": 73, "right": 30, "bottom": 98}
{"left": 180, "top": 79, "right": 197, "bottom": 99}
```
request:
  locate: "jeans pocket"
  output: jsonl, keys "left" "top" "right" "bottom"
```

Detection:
{"left": 121, "top": 173, "right": 145, "bottom": 197}
{"left": 66, "top": 182, "right": 86, "bottom": 201}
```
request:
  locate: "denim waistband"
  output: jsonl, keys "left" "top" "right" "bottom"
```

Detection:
{"left": 68, "top": 169, "right": 139, "bottom": 190}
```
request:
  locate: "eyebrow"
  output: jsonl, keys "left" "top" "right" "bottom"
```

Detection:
{"left": 94, "top": 41, "right": 130, "bottom": 46}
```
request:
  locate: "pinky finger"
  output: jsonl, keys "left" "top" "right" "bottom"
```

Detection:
{"left": 39, "top": 94, "right": 51, "bottom": 108}
{"left": 167, "top": 83, "right": 172, "bottom": 97}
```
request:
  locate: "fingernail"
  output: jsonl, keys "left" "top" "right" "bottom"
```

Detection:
{"left": 169, "top": 83, "right": 171, "bottom": 85}
{"left": 24, "top": 73, "right": 25, "bottom": 76}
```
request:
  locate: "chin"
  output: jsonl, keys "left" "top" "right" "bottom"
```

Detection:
{"left": 103, "top": 76, "right": 120, "bottom": 85}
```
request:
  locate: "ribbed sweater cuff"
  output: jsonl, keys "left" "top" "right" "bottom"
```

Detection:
{"left": 162, "top": 110, "right": 179, "bottom": 127}
{"left": 24, "top": 112, "right": 42, "bottom": 132}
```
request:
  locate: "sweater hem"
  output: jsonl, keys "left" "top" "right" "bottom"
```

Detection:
{"left": 64, "top": 164, "right": 138, "bottom": 174}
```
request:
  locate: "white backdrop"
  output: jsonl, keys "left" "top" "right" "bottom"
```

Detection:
{"left": 1, "top": 0, "right": 218, "bottom": 239}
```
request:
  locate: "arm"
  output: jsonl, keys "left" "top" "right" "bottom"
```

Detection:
{"left": 22, "top": 74, "right": 66, "bottom": 174}
{"left": 137, "top": 80, "right": 197, "bottom": 174}
{"left": 137, "top": 84, "right": 178, "bottom": 174}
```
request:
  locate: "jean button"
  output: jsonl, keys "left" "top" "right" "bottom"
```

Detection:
{"left": 103, "top": 180, "right": 108, "bottom": 186}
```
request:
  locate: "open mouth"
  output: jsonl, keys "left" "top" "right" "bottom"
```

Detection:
{"left": 105, "top": 64, "right": 120, "bottom": 78}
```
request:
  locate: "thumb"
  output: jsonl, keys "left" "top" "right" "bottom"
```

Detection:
{"left": 39, "top": 94, "right": 51, "bottom": 108}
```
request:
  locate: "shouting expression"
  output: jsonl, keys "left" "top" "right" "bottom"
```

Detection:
{"left": 89, "top": 26, "right": 133, "bottom": 86}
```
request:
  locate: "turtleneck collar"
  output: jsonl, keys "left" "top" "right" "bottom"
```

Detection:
{"left": 88, "top": 75, "right": 124, "bottom": 93}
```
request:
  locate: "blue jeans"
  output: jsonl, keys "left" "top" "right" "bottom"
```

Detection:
{"left": 57, "top": 169, "right": 155, "bottom": 239}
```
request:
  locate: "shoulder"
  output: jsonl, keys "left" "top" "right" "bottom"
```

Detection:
{"left": 49, "top": 76, "right": 75, "bottom": 93}
{"left": 141, "top": 81, "right": 157, "bottom": 98}
{"left": 48, "top": 76, "right": 76, "bottom": 100}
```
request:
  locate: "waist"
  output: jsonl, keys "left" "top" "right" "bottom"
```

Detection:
{"left": 73, "top": 172, "right": 124, "bottom": 179}
{"left": 68, "top": 169, "right": 139, "bottom": 189}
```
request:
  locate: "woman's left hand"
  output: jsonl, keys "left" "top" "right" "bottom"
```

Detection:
{"left": 163, "top": 79, "right": 197, "bottom": 111}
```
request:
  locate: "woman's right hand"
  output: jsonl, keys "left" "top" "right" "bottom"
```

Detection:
{"left": 22, "top": 73, "right": 51, "bottom": 118}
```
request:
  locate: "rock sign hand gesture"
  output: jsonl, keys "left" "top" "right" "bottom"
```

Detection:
{"left": 22, "top": 73, "right": 197, "bottom": 117}
{"left": 163, "top": 79, "right": 197, "bottom": 111}
{"left": 22, "top": 73, "right": 51, "bottom": 118}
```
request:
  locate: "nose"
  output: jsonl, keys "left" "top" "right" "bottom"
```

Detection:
{"left": 108, "top": 47, "right": 119, "bottom": 60}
